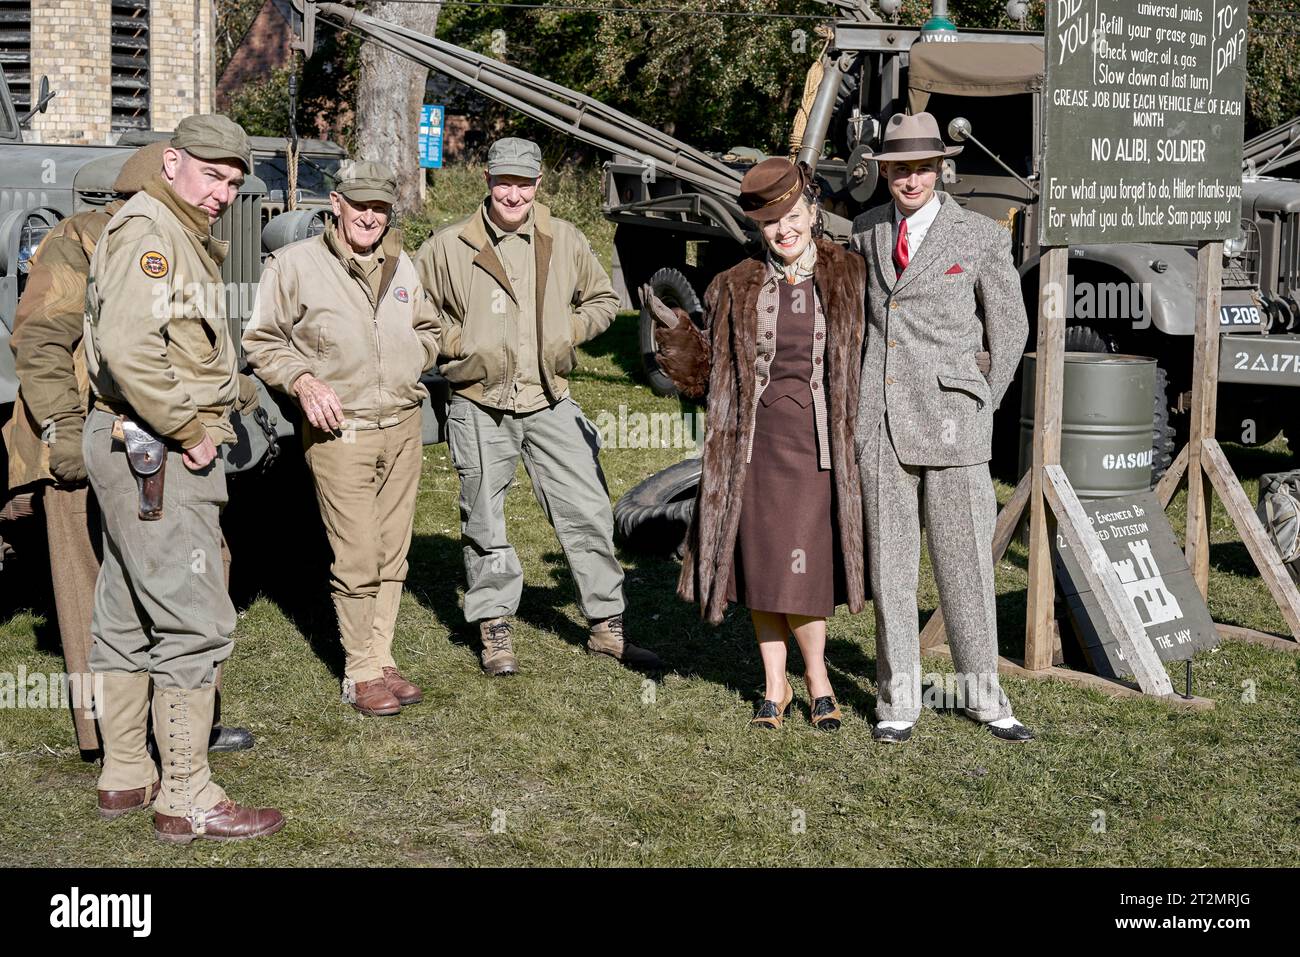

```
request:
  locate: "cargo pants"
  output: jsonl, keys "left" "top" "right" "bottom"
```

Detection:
{"left": 83, "top": 408, "right": 235, "bottom": 690}
{"left": 446, "top": 394, "right": 625, "bottom": 624}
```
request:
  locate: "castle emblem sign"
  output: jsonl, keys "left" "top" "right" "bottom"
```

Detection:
{"left": 1052, "top": 490, "right": 1219, "bottom": 680}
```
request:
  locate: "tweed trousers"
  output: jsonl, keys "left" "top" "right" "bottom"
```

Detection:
{"left": 861, "top": 416, "right": 1012, "bottom": 723}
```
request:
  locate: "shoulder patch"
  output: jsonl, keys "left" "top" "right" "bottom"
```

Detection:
{"left": 139, "top": 250, "right": 169, "bottom": 279}
{"left": 393, "top": 286, "right": 409, "bottom": 303}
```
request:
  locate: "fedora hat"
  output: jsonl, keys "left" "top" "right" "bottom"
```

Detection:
{"left": 863, "top": 112, "right": 963, "bottom": 162}
{"left": 739, "top": 158, "right": 810, "bottom": 223}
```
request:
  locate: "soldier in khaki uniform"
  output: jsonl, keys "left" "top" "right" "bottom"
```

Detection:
{"left": 83, "top": 115, "right": 283, "bottom": 843}
{"left": 3, "top": 142, "right": 253, "bottom": 756}
{"left": 415, "top": 137, "right": 661, "bottom": 675}
{"left": 243, "top": 162, "right": 440, "bottom": 717}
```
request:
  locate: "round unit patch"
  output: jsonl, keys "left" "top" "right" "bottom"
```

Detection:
{"left": 393, "top": 286, "right": 409, "bottom": 303}
{"left": 139, "top": 251, "right": 169, "bottom": 279}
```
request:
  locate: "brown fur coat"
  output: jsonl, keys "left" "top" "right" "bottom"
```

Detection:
{"left": 657, "top": 238, "right": 867, "bottom": 624}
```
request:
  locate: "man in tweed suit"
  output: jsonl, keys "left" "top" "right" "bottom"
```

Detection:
{"left": 849, "top": 113, "right": 1034, "bottom": 743}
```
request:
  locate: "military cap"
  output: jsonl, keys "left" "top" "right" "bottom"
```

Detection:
{"left": 487, "top": 137, "right": 542, "bottom": 179}
{"left": 170, "top": 114, "right": 252, "bottom": 172}
{"left": 336, "top": 160, "right": 397, "bottom": 204}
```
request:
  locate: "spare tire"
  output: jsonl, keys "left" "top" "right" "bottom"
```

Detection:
{"left": 614, "top": 457, "right": 702, "bottom": 556}
{"left": 640, "top": 267, "right": 704, "bottom": 398}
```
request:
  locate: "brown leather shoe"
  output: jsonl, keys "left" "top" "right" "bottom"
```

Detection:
{"left": 351, "top": 677, "right": 402, "bottom": 716}
{"left": 155, "top": 799, "right": 285, "bottom": 845}
{"left": 479, "top": 617, "right": 519, "bottom": 675}
{"left": 588, "top": 614, "right": 664, "bottom": 670}
{"left": 97, "top": 780, "right": 161, "bottom": 821}
{"left": 382, "top": 667, "right": 423, "bottom": 705}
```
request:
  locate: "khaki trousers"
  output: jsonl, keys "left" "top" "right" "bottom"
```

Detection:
{"left": 83, "top": 409, "right": 236, "bottom": 690}
{"left": 43, "top": 483, "right": 102, "bottom": 750}
{"left": 303, "top": 410, "right": 423, "bottom": 684}
{"left": 861, "top": 417, "right": 1012, "bottom": 724}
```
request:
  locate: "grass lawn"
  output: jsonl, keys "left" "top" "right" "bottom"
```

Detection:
{"left": 2, "top": 315, "right": 1299, "bottom": 867}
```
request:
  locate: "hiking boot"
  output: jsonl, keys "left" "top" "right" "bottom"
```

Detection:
{"left": 587, "top": 615, "right": 663, "bottom": 670}
{"left": 479, "top": 617, "right": 518, "bottom": 675}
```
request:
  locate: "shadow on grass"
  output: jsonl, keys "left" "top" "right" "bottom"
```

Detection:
{"left": 577, "top": 313, "right": 645, "bottom": 385}
{"left": 224, "top": 448, "right": 342, "bottom": 679}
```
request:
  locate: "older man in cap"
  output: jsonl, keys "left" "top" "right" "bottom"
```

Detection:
{"left": 244, "top": 161, "right": 440, "bottom": 717}
{"left": 849, "top": 112, "right": 1033, "bottom": 744}
{"left": 84, "top": 114, "right": 284, "bottom": 842}
{"left": 416, "top": 136, "right": 661, "bottom": 675}
{"left": 3, "top": 141, "right": 254, "bottom": 758}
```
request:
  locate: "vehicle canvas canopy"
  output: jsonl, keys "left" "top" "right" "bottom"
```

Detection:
{"left": 906, "top": 41, "right": 1045, "bottom": 114}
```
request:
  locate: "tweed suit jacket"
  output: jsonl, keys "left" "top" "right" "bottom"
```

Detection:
{"left": 849, "top": 192, "right": 1029, "bottom": 467}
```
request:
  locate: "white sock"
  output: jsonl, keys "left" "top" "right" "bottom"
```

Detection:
{"left": 988, "top": 716, "right": 1021, "bottom": 729}
{"left": 877, "top": 720, "right": 914, "bottom": 731}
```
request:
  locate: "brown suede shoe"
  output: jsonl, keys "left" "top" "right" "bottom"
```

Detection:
{"left": 382, "top": 667, "right": 423, "bottom": 705}
{"left": 479, "top": 617, "right": 519, "bottom": 676}
{"left": 98, "top": 780, "right": 161, "bottom": 821}
{"left": 155, "top": 799, "right": 285, "bottom": 845}
{"left": 588, "top": 614, "right": 663, "bottom": 670}
{"left": 351, "top": 677, "right": 402, "bottom": 716}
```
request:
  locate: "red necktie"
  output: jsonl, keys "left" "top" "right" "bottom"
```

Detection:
{"left": 893, "top": 218, "right": 910, "bottom": 278}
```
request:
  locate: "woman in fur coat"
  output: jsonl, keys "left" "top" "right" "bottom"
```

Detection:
{"left": 644, "top": 158, "right": 867, "bottom": 731}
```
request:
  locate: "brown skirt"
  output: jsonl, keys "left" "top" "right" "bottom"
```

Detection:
{"left": 727, "top": 389, "right": 844, "bottom": 618}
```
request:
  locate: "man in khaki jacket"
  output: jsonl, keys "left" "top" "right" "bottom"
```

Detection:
{"left": 244, "top": 161, "right": 440, "bottom": 717}
{"left": 84, "top": 114, "right": 283, "bottom": 843}
{"left": 415, "top": 137, "right": 661, "bottom": 675}
{"left": 3, "top": 142, "right": 253, "bottom": 756}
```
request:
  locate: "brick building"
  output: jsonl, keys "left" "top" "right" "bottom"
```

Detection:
{"left": 0, "top": 0, "right": 215, "bottom": 145}
{"left": 215, "top": 0, "right": 293, "bottom": 111}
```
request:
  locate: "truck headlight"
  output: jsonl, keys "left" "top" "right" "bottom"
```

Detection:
{"left": 18, "top": 218, "right": 54, "bottom": 273}
{"left": 1224, "top": 234, "right": 1247, "bottom": 258}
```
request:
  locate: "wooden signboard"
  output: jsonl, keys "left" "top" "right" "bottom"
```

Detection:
{"left": 1040, "top": 0, "right": 1247, "bottom": 247}
{"left": 1054, "top": 491, "right": 1219, "bottom": 680}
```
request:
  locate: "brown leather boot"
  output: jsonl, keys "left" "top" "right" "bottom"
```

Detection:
{"left": 155, "top": 799, "right": 285, "bottom": 845}
{"left": 98, "top": 781, "right": 161, "bottom": 821}
{"left": 151, "top": 686, "right": 285, "bottom": 845}
{"left": 479, "top": 617, "right": 518, "bottom": 675}
{"left": 350, "top": 677, "right": 402, "bottom": 716}
{"left": 382, "top": 667, "right": 423, "bottom": 705}
{"left": 588, "top": 615, "right": 663, "bottom": 670}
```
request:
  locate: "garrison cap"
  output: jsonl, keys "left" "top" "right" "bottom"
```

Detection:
{"left": 336, "top": 160, "right": 397, "bottom": 204}
{"left": 487, "top": 137, "right": 542, "bottom": 179}
{"left": 170, "top": 114, "right": 252, "bottom": 172}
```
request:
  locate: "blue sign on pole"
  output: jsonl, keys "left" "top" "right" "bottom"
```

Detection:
{"left": 419, "top": 104, "right": 444, "bottom": 169}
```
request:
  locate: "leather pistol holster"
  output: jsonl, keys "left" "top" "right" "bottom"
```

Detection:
{"left": 118, "top": 417, "right": 166, "bottom": 521}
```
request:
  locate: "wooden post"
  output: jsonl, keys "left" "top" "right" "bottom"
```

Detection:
{"left": 1184, "top": 241, "right": 1223, "bottom": 595}
{"left": 1025, "top": 246, "right": 1067, "bottom": 671}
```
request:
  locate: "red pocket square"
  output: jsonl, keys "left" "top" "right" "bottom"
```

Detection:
{"left": 945, "top": 263, "right": 964, "bottom": 275}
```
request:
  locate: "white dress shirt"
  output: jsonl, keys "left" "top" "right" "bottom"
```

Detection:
{"left": 893, "top": 193, "right": 942, "bottom": 257}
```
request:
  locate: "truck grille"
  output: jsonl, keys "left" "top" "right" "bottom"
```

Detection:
{"left": 212, "top": 186, "right": 263, "bottom": 360}
{"left": 1277, "top": 210, "right": 1300, "bottom": 304}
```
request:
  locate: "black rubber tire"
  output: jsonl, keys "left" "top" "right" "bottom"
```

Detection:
{"left": 613, "top": 458, "right": 702, "bottom": 556}
{"left": 640, "top": 267, "right": 705, "bottom": 398}
{"left": 1063, "top": 324, "right": 1175, "bottom": 483}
